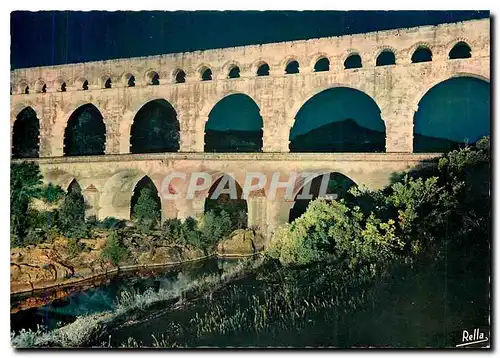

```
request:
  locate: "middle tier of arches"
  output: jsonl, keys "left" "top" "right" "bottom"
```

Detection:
{"left": 11, "top": 71, "right": 490, "bottom": 158}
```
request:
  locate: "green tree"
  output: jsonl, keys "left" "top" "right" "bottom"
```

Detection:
{"left": 39, "top": 183, "right": 65, "bottom": 208}
{"left": 132, "top": 187, "right": 161, "bottom": 232}
{"left": 59, "top": 186, "right": 88, "bottom": 238}
{"left": 10, "top": 162, "right": 43, "bottom": 244}
{"left": 198, "top": 210, "right": 232, "bottom": 252}
{"left": 267, "top": 198, "right": 402, "bottom": 272}
{"left": 100, "top": 231, "right": 129, "bottom": 266}
{"left": 38, "top": 183, "right": 65, "bottom": 232}
{"left": 268, "top": 137, "right": 490, "bottom": 272}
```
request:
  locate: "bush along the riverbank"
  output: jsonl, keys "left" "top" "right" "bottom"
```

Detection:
{"left": 268, "top": 137, "right": 490, "bottom": 271}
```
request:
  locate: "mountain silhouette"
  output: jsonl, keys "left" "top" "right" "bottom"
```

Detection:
{"left": 204, "top": 119, "right": 470, "bottom": 154}
{"left": 205, "top": 129, "right": 263, "bottom": 152}
{"left": 289, "top": 118, "right": 386, "bottom": 152}
{"left": 413, "top": 132, "right": 470, "bottom": 153}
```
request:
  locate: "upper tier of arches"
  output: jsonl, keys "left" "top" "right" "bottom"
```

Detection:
{"left": 11, "top": 39, "right": 478, "bottom": 95}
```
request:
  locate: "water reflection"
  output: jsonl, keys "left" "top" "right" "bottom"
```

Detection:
{"left": 11, "top": 259, "right": 232, "bottom": 333}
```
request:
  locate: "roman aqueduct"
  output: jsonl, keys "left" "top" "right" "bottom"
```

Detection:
{"left": 10, "top": 18, "right": 490, "bottom": 237}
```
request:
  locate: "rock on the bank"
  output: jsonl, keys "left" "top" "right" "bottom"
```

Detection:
{"left": 216, "top": 229, "right": 265, "bottom": 256}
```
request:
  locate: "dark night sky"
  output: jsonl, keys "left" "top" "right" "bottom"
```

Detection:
{"left": 10, "top": 10, "right": 489, "bottom": 70}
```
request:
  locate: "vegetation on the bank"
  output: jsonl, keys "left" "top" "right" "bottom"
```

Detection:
{"left": 10, "top": 162, "right": 243, "bottom": 259}
{"left": 100, "top": 231, "right": 131, "bottom": 267}
{"left": 268, "top": 136, "right": 490, "bottom": 272}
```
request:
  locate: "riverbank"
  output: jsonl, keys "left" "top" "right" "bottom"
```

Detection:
{"left": 11, "top": 257, "right": 263, "bottom": 348}
{"left": 11, "top": 227, "right": 265, "bottom": 313}
{"left": 10, "top": 229, "right": 207, "bottom": 310}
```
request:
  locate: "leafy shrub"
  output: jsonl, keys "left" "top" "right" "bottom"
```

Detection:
{"left": 99, "top": 217, "right": 126, "bottom": 230}
{"left": 161, "top": 214, "right": 231, "bottom": 252}
{"left": 198, "top": 210, "right": 232, "bottom": 252}
{"left": 23, "top": 228, "right": 47, "bottom": 246}
{"left": 183, "top": 217, "right": 203, "bottom": 248}
{"left": 58, "top": 188, "right": 89, "bottom": 239}
{"left": 162, "top": 218, "right": 186, "bottom": 245}
{"left": 100, "top": 231, "right": 130, "bottom": 266}
{"left": 268, "top": 138, "right": 490, "bottom": 272}
{"left": 39, "top": 183, "right": 65, "bottom": 207}
{"left": 10, "top": 162, "right": 43, "bottom": 239}
{"left": 132, "top": 188, "right": 161, "bottom": 233}
{"left": 86, "top": 215, "right": 98, "bottom": 227}
{"left": 267, "top": 199, "right": 402, "bottom": 272}
{"left": 67, "top": 238, "right": 84, "bottom": 257}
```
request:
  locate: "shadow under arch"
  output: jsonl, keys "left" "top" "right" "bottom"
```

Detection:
{"left": 413, "top": 76, "right": 490, "bottom": 153}
{"left": 64, "top": 103, "right": 106, "bottom": 156}
{"left": 289, "top": 87, "right": 386, "bottom": 153}
{"left": 67, "top": 178, "right": 83, "bottom": 193}
{"left": 130, "top": 99, "right": 180, "bottom": 154}
{"left": 12, "top": 106, "right": 40, "bottom": 158}
{"left": 204, "top": 93, "right": 263, "bottom": 153}
{"left": 204, "top": 173, "right": 248, "bottom": 229}
{"left": 289, "top": 172, "right": 357, "bottom": 223}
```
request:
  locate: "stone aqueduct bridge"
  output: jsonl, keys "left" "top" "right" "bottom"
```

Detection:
{"left": 10, "top": 18, "right": 490, "bottom": 237}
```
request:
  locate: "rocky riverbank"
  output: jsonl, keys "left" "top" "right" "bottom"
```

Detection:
{"left": 11, "top": 230, "right": 205, "bottom": 294}
{"left": 10, "top": 227, "right": 266, "bottom": 312}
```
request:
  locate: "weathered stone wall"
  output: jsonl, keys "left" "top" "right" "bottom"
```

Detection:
{"left": 11, "top": 19, "right": 490, "bottom": 156}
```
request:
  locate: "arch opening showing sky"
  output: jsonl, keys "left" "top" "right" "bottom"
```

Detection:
{"left": 205, "top": 94, "right": 263, "bottom": 153}
{"left": 290, "top": 87, "right": 386, "bottom": 152}
{"left": 413, "top": 77, "right": 490, "bottom": 153}
{"left": 289, "top": 172, "right": 357, "bottom": 223}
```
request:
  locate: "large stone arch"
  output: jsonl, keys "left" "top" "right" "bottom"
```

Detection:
{"left": 11, "top": 106, "right": 40, "bottom": 158}
{"left": 129, "top": 98, "right": 180, "bottom": 154}
{"left": 289, "top": 83, "right": 379, "bottom": 121}
{"left": 43, "top": 169, "right": 81, "bottom": 192}
{"left": 41, "top": 169, "right": 101, "bottom": 218}
{"left": 49, "top": 101, "right": 108, "bottom": 157}
{"left": 288, "top": 171, "right": 358, "bottom": 223}
{"left": 413, "top": 74, "right": 490, "bottom": 153}
{"left": 130, "top": 175, "right": 162, "bottom": 222}
{"left": 199, "top": 91, "right": 263, "bottom": 119}
{"left": 11, "top": 102, "right": 44, "bottom": 125}
{"left": 204, "top": 172, "right": 248, "bottom": 229}
{"left": 99, "top": 169, "right": 163, "bottom": 220}
{"left": 410, "top": 71, "right": 490, "bottom": 113}
{"left": 289, "top": 86, "right": 386, "bottom": 153}
{"left": 203, "top": 93, "right": 264, "bottom": 153}
{"left": 63, "top": 103, "right": 107, "bottom": 156}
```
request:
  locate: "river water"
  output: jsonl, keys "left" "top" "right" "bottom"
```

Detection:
{"left": 11, "top": 257, "right": 490, "bottom": 348}
{"left": 10, "top": 258, "right": 240, "bottom": 334}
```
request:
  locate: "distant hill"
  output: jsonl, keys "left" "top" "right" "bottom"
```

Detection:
{"left": 413, "top": 133, "right": 471, "bottom": 153}
{"left": 205, "top": 129, "right": 263, "bottom": 152}
{"left": 289, "top": 118, "right": 386, "bottom": 152}
{"left": 205, "top": 120, "right": 472, "bottom": 154}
